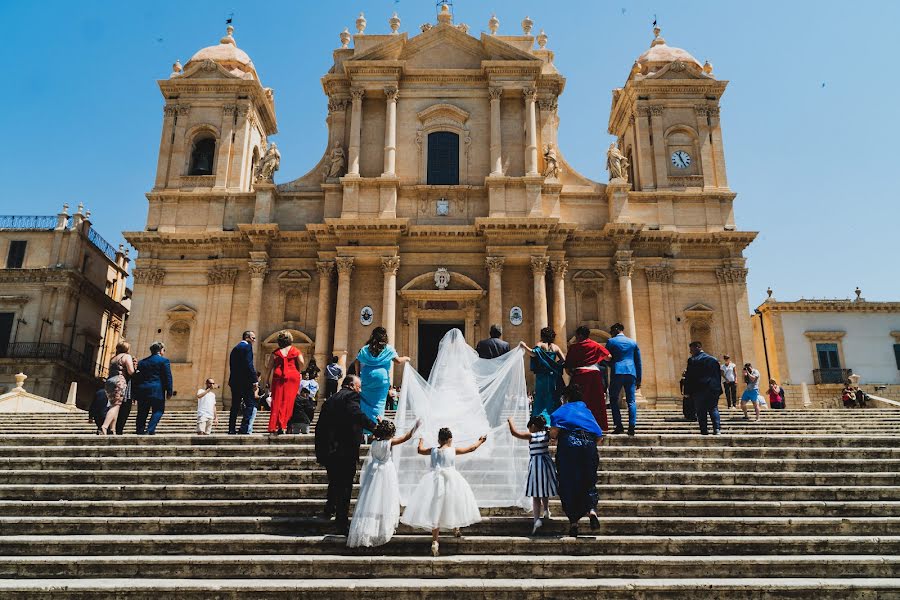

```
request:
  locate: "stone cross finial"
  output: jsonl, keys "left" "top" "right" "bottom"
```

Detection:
{"left": 521, "top": 16, "right": 534, "bottom": 35}
{"left": 488, "top": 14, "right": 499, "bottom": 35}
{"left": 356, "top": 12, "right": 367, "bottom": 34}
{"left": 339, "top": 28, "right": 351, "bottom": 48}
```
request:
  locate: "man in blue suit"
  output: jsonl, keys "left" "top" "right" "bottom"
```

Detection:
{"left": 228, "top": 330, "right": 259, "bottom": 435}
{"left": 605, "top": 322, "right": 642, "bottom": 436}
{"left": 133, "top": 341, "right": 173, "bottom": 435}
{"left": 684, "top": 340, "right": 724, "bottom": 435}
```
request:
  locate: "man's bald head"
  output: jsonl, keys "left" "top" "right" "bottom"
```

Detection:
{"left": 341, "top": 375, "right": 361, "bottom": 392}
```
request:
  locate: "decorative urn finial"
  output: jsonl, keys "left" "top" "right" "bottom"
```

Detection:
{"left": 172, "top": 59, "right": 182, "bottom": 75}
{"left": 220, "top": 25, "right": 235, "bottom": 45}
{"left": 703, "top": 60, "right": 713, "bottom": 74}
{"left": 339, "top": 28, "right": 351, "bottom": 48}
{"left": 389, "top": 12, "right": 401, "bottom": 34}
{"left": 536, "top": 29, "right": 548, "bottom": 48}
{"left": 356, "top": 12, "right": 367, "bottom": 34}
{"left": 766, "top": 287, "right": 773, "bottom": 299}
{"left": 855, "top": 286, "right": 862, "bottom": 300}
{"left": 651, "top": 26, "right": 665, "bottom": 47}
{"left": 521, "top": 16, "right": 534, "bottom": 35}
{"left": 631, "top": 61, "right": 642, "bottom": 76}
{"left": 488, "top": 13, "right": 499, "bottom": 35}
{"left": 437, "top": 3, "right": 452, "bottom": 25}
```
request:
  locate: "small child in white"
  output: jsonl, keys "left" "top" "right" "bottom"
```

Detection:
{"left": 196, "top": 379, "right": 219, "bottom": 435}
{"left": 347, "top": 419, "right": 419, "bottom": 548}
{"left": 400, "top": 427, "right": 487, "bottom": 557}
{"left": 508, "top": 414, "right": 558, "bottom": 534}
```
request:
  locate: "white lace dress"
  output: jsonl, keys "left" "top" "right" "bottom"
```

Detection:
{"left": 347, "top": 440, "right": 400, "bottom": 548}
{"left": 400, "top": 447, "right": 482, "bottom": 531}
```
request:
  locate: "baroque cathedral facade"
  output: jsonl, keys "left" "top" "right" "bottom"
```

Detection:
{"left": 125, "top": 5, "right": 756, "bottom": 405}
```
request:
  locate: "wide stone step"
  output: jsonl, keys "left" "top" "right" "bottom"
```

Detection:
{"left": 2, "top": 534, "right": 899, "bottom": 557}
{"left": 4, "top": 483, "right": 897, "bottom": 502}
{"left": 3, "top": 515, "right": 898, "bottom": 536}
{"left": 5, "top": 499, "right": 899, "bottom": 518}
{"left": 2, "top": 554, "right": 898, "bottom": 580}
{"left": 0, "top": 576, "right": 897, "bottom": 599}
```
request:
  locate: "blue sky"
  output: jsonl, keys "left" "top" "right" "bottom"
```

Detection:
{"left": 3, "top": 1, "right": 898, "bottom": 308}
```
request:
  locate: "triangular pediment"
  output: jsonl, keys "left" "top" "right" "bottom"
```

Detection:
{"left": 683, "top": 302, "right": 716, "bottom": 319}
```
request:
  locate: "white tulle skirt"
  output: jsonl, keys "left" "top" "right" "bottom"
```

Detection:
{"left": 400, "top": 467, "right": 482, "bottom": 531}
{"left": 347, "top": 457, "right": 400, "bottom": 548}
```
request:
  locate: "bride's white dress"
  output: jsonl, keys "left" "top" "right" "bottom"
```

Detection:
{"left": 347, "top": 439, "right": 399, "bottom": 548}
{"left": 400, "top": 446, "right": 482, "bottom": 530}
{"left": 395, "top": 329, "right": 530, "bottom": 509}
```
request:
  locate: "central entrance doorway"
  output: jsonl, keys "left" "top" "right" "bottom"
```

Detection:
{"left": 417, "top": 321, "right": 464, "bottom": 380}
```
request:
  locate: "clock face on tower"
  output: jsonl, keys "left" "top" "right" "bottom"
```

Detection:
{"left": 671, "top": 150, "right": 692, "bottom": 169}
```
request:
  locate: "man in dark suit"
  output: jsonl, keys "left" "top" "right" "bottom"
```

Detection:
{"left": 475, "top": 324, "right": 510, "bottom": 359}
{"left": 228, "top": 331, "right": 258, "bottom": 435}
{"left": 133, "top": 341, "right": 174, "bottom": 435}
{"left": 683, "top": 340, "right": 724, "bottom": 435}
{"left": 314, "top": 375, "right": 377, "bottom": 534}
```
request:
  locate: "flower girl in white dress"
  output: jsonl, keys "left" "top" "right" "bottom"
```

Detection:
{"left": 400, "top": 427, "right": 487, "bottom": 556}
{"left": 347, "top": 419, "right": 419, "bottom": 548}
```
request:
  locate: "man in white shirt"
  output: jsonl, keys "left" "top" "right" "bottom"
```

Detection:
{"left": 721, "top": 355, "right": 737, "bottom": 408}
{"left": 196, "top": 378, "right": 219, "bottom": 435}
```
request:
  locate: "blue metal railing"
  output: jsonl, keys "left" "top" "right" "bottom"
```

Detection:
{"left": 87, "top": 227, "right": 118, "bottom": 262}
{"left": 0, "top": 215, "right": 58, "bottom": 230}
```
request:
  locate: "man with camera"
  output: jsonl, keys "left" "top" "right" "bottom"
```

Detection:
{"left": 741, "top": 362, "right": 762, "bottom": 421}
{"left": 196, "top": 378, "right": 220, "bottom": 435}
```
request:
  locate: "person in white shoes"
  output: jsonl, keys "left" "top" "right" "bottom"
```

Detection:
{"left": 196, "top": 379, "right": 219, "bottom": 435}
{"left": 508, "top": 414, "right": 558, "bottom": 534}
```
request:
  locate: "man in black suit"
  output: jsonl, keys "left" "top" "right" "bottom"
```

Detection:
{"left": 475, "top": 324, "right": 510, "bottom": 359}
{"left": 684, "top": 340, "right": 724, "bottom": 435}
{"left": 228, "top": 331, "right": 258, "bottom": 435}
{"left": 314, "top": 375, "right": 377, "bottom": 534}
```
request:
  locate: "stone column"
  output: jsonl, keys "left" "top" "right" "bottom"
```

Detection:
{"left": 489, "top": 87, "right": 503, "bottom": 175}
{"left": 381, "top": 257, "right": 400, "bottom": 345}
{"left": 347, "top": 88, "right": 365, "bottom": 176}
{"left": 694, "top": 105, "right": 715, "bottom": 189}
{"left": 167, "top": 105, "right": 191, "bottom": 187}
{"left": 485, "top": 256, "right": 505, "bottom": 330}
{"left": 550, "top": 259, "right": 568, "bottom": 343}
{"left": 382, "top": 86, "right": 399, "bottom": 176}
{"left": 332, "top": 257, "right": 355, "bottom": 378}
{"left": 648, "top": 106, "right": 668, "bottom": 189}
{"left": 381, "top": 256, "right": 400, "bottom": 384}
{"left": 313, "top": 261, "right": 335, "bottom": 370}
{"left": 214, "top": 105, "right": 237, "bottom": 188}
{"left": 523, "top": 87, "right": 539, "bottom": 176}
{"left": 530, "top": 256, "right": 550, "bottom": 341}
{"left": 246, "top": 258, "right": 268, "bottom": 359}
{"left": 645, "top": 264, "right": 675, "bottom": 400}
{"left": 154, "top": 106, "right": 177, "bottom": 189}
{"left": 708, "top": 107, "right": 728, "bottom": 188}
{"left": 614, "top": 253, "right": 637, "bottom": 341}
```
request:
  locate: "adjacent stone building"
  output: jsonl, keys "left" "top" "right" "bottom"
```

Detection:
{"left": 125, "top": 7, "right": 756, "bottom": 405}
{"left": 752, "top": 289, "right": 900, "bottom": 403}
{"left": 0, "top": 205, "right": 130, "bottom": 405}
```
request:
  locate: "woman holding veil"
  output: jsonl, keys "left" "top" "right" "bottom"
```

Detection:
{"left": 354, "top": 326, "right": 410, "bottom": 428}
{"left": 518, "top": 327, "right": 566, "bottom": 417}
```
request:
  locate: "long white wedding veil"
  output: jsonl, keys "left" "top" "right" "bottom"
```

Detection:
{"left": 394, "top": 328, "right": 530, "bottom": 509}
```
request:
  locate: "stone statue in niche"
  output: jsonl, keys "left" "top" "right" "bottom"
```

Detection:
{"left": 324, "top": 142, "right": 346, "bottom": 179}
{"left": 542, "top": 143, "right": 560, "bottom": 179}
{"left": 606, "top": 143, "right": 629, "bottom": 182}
{"left": 256, "top": 142, "right": 281, "bottom": 183}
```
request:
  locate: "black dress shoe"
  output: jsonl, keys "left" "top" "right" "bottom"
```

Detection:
{"left": 589, "top": 513, "right": 600, "bottom": 530}
{"left": 612, "top": 426, "right": 625, "bottom": 435}
{"left": 627, "top": 427, "right": 635, "bottom": 437}
{"left": 568, "top": 523, "right": 579, "bottom": 537}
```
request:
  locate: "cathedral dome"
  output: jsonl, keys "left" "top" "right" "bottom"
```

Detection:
{"left": 184, "top": 25, "right": 259, "bottom": 79}
{"left": 636, "top": 27, "right": 701, "bottom": 69}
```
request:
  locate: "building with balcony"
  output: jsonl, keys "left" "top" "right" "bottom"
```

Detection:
{"left": 752, "top": 289, "right": 900, "bottom": 403}
{"left": 0, "top": 205, "right": 130, "bottom": 406}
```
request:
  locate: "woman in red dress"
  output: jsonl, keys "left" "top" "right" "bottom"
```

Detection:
{"left": 266, "top": 330, "right": 304, "bottom": 435}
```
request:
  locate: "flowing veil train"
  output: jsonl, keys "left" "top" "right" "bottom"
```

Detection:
{"left": 394, "top": 329, "right": 530, "bottom": 509}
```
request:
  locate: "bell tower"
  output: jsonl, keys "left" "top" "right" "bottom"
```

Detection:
{"left": 609, "top": 27, "right": 729, "bottom": 193}
{"left": 151, "top": 26, "right": 277, "bottom": 194}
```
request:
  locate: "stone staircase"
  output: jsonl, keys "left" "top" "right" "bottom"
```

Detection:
{"left": 0, "top": 409, "right": 898, "bottom": 598}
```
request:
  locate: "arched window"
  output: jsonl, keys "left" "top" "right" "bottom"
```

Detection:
{"left": 427, "top": 132, "right": 459, "bottom": 185}
{"left": 188, "top": 136, "right": 216, "bottom": 176}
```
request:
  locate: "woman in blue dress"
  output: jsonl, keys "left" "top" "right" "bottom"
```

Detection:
{"left": 550, "top": 384, "right": 603, "bottom": 537}
{"left": 518, "top": 327, "right": 566, "bottom": 417}
{"left": 353, "top": 326, "right": 410, "bottom": 428}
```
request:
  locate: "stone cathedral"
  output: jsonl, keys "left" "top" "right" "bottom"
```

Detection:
{"left": 125, "top": 5, "right": 757, "bottom": 406}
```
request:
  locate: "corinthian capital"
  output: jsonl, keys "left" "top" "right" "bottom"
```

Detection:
{"left": 315, "top": 260, "right": 335, "bottom": 277}
{"left": 644, "top": 265, "right": 674, "bottom": 283}
{"left": 522, "top": 87, "right": 537, "bottom": 102}
{"left": 485, "top": 256, "right": 505, "bottom": 274}
{"left": 350, "top": 88, "right": 366, "bottom": 102}
{"left": 381, "top": 256, "right": 400, "bottom": 275}
{"left": 550, "top": 259, "right": 569, "bottom": 279}
{"left": 335, "top": 256, "right": 355, "bottom": 275}
{"left": 614, "top": 260, "right": 635, "bottom": 278}
{"left": 530, "top": 255, "right": 550, "bottom": 275}
{"left": 248, "top": 261, "right": 268, "bottom": 279}
{"left": 384, "top": 86, "right": 399, "bottom": 101}
{"left": 488, "top": 87, "right": 503, "bottom": 100}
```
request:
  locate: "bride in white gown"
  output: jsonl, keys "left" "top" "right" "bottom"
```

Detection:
{"left": 394, "top": 328, "right": 530, "bottom": 511}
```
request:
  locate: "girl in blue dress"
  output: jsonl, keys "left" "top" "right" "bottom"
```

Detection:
{"left": 354, "top": 327, "right": 410, "bottom": 430}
